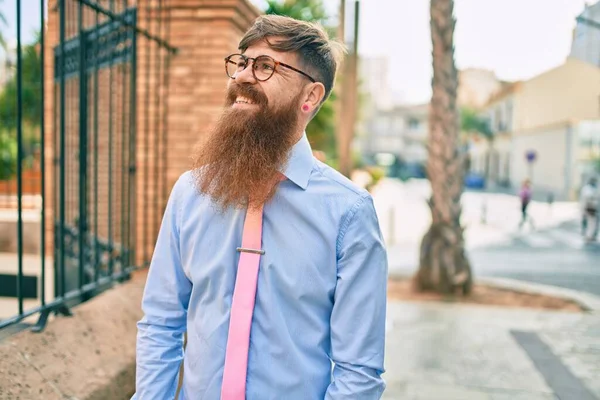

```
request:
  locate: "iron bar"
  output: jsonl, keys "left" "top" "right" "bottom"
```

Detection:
{"left": 143, "top": 0, "right": 151, "bottom": 264}
{"left": 59, "top": 0, "right": 67, "bottom": 298}
{"left": 108, "top": 0, "right": 115, "bottom": 277}
{"left": 153, "top": 0, "right": 163, "bottom": 252}
{"left": 162, "top": 1, "right": 172, "bottom": 209}
{"left": 93, "top": 4, "right": 100, "bottom": 283}
{"left": 40, "top": 0, "right": 47, "bottom": 307}
{"left": 2, "top": 267, "right": 138, "bottom": 331}
{"left": 74, "top": 0, "right": 177, "bottom": 53}
{"left": 16, "top": 0, "right": 24, "bottom": 316}
{"left": 77, "top": 0, "right": 88, "bottom": 293}
{"left": 128, "top": 9, "right": 138, "bottom": 267}
{"left": 120, "top": 6, "right": 128, "bottom": 275}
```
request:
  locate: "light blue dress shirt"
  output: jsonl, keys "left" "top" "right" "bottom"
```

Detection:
{"left": 132, "top": 134, "right": 388, "bottom": 399}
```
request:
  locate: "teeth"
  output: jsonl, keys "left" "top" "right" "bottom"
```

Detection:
{"left": 235, "top": 96, "right": 254, "bottom": 104}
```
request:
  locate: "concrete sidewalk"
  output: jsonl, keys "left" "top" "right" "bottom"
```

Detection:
{"left": 383, "top": 300, "right": 600, "bottom": 399}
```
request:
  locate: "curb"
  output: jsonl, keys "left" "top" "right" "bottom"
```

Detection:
{"left": 388, "top": 270, "right": 600, "bottom": 313}
{"left": 477, "top": 276, "right": 600, "bottom": 313}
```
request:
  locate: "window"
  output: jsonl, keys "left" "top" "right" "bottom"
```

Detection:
{"left": 408, "top": 118, "right": 420, "bottom": 130}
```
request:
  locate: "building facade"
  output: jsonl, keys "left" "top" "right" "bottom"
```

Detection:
{"left": 570, "top": 0, "right": 600, "bottom": 67}
{"left": 468, "top": 57, "right": 600, "bottom": 200}
{"left": 458, "top": 68, "right": 506, "bottom": 110}
{"left": 468, "top": 82, "right": 520, "bottom": 187}
{"left": 359, "top": 56, "right": 393, "bottom": 112}
{"left": 359, "top": 103, "right": 428, "bottom": 178}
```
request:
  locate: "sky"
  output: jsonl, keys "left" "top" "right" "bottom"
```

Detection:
{"left": 255, "top": 0, "right": 591, "bottom": 104}
{"left": 0, "top": 0, "right": 593, "bottom": 104}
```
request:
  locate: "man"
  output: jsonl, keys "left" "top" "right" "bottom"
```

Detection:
{"left": 580, "top": 177, "right": 599, "bottom": 242}
{"left": 132, "top": 15, "right": 388, "bottom": 400}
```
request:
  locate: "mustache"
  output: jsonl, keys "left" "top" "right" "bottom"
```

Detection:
{"left": 226, "top": 83, "right": 268, "bottom": 106}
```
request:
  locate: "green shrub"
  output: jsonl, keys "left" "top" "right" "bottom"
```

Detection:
{"left": 365, "top": 166, "right": 386, "bottom": 192}
{"left": 0, "top": 132, "right": 18, "bottom": 180}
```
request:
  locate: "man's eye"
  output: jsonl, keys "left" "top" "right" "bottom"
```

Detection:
{"left": 258, "top": 63, "right": 273, "bottom": 70}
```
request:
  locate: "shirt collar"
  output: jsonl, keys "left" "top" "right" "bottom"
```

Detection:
{"left": 280, "top": 133, "right": 314, "bottom": 190}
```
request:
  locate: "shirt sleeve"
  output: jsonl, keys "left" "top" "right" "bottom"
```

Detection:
{"left": 325, "top": 194, "right": 388, "bottom": 399}
{"left": 131, "top": 175, "right": 192, "bottom": 400}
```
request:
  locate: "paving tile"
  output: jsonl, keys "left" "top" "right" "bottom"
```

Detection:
{"left": 384, "top": 301, "right": 600, "bottom": 399}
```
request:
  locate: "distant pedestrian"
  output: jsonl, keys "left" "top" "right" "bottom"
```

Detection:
{"left": 580, "top": 177, "right": 599, "bottom": 242}
{"left": 518, "top": 179, "right": 535, "bottom": 230}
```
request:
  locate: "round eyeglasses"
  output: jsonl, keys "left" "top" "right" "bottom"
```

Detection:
{"left": 224, "top": 53, "right": 317, "bottom": 83}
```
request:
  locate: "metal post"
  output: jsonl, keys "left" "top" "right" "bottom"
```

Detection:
{"left": 93, "top": 2, "right": 100, "bottom": 283}
{"left": 77, "top": 2, "right": 88, "bottom": 292}
{"left": 120, "top": 4, "right": 129, "bottom": 275}
{"left": 154, "top": 0, "right": 164, "bottom": 253}
{"left": 338, "top": 0, "right": 360, "bottom": 177}
{"left": 143, "top": 0, "right": 152, "bottom": 264}
{"left": 16, "top": 0, "right": 24, "bottom": 315}
{"left": 108, "top": 0, "right": 115, "bottom": 276}
{"left": 129, "top": 8, "right": 138, "bottom": 268}
{"left": 59, "top": 0, "right": 67, "bottom": 298}
{"left": 40, "top": 0, "right": 46, "bottom": 307}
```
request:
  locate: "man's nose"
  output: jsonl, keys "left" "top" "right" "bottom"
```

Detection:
{"left": 235, "top": 63, "right": 256, "bottom": 84}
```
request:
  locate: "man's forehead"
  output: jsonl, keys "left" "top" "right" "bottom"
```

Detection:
{"left": 242, "top": 39, "right": 298, "bottom": 65}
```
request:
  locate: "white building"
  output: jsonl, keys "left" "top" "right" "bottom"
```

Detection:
{"left": 359, "top": 56, "right": 393, "bottom": 111}
{"left": 360, "top": 103, "right": 428, "bottom": 177}
{"left": 469, "top": 82, "right": 520, "bottom": 187}
{"left": 570, "top": 1, "right": 600, "bottom": 67}
{"left": 468, "top": 58, "right": 600, "bottom": 200}
{"left": 458, "top": 68, "right": 506, "bottom": 110}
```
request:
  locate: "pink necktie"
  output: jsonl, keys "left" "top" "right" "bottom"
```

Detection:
{"left": 221, "top": 176, "right": 283, "bottom": 400}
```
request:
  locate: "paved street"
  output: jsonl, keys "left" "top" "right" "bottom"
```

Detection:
{"left": 383, "top": 301, "right": 600, "bottom": 400}
{"left": 372, "top": 179, "right": 600, "bottom": 296}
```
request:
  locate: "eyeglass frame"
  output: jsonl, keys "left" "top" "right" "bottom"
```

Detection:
{"left": 224, "top": 53, "right": 317, "bottom": 83}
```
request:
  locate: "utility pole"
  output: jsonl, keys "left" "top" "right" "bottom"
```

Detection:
{"left": 334, "top": 0, "right": 345, "bottom": 169}
{"left": 337, "top": 0, "right": 359, "bottom": 178}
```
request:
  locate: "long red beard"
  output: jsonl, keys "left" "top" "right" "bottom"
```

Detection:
{"left": 192, "top": 83, "right": 301, "bottom": 211}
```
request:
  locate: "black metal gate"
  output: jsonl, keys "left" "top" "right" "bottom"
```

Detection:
{"left": 0, "top": 0, "right": 175, "bottom": 333}
{"left": 54, "top": 4, "right": 137, "bottom": 308}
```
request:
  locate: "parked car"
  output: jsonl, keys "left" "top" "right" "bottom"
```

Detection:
{"left": 464, "top": 172, "right": 486, "bottom": 189}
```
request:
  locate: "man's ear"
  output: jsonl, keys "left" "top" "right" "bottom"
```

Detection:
{"left": 303, "top": 82, "right": 326, "bottom": 113}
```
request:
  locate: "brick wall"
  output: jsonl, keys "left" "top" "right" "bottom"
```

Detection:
{"left": 44, "top": 0, "right": 261, "bottom": 268}
{"left": 135, "top": 0, "right": 261, "bottom": 262}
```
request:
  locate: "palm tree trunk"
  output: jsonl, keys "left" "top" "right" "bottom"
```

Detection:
{"left": 415, "top": 0, "right": 472, "bottom": 295}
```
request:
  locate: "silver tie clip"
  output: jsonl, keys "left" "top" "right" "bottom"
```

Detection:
{"left": 236, "top": 247, "right": 265, "bottom": 255}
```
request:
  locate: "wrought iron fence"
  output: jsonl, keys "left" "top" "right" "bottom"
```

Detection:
{"left": 0, "top": 0, "right": 175, "bottom": 334}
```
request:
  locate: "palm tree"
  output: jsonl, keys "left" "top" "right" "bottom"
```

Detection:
{"left": 415, "top": 0, "right": 472, "bottom": 295}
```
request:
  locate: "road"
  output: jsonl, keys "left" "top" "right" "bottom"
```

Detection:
{"left": 372, "top": 178, "right": 600, "bottom": 296}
